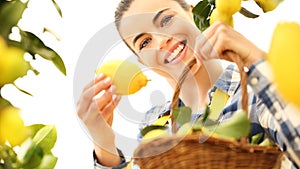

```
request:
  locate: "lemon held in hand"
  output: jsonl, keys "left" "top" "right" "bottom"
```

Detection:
{"left": 268, "top": 22, "right": 300, "bottom": 108}
{"left": 96, "top": 59, "right": 148, "bottom": 95}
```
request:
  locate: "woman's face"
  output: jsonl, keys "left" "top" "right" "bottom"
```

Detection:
{"left": 119, "top": 0, "right": 202, "bottom": 80}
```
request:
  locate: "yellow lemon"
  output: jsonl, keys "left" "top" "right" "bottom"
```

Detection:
{"left": 0, "top": 46, "right": 30, "bottom": 86}
{"left": 215, "top": 0, "right": 242, "bottom": 16}
{"left": 268, "top": 22, "right": 300, "bottom": 108}
{"left": 0, "top": 106, "right": 29, "bottom": 147}
{"left": 142, "top": 129, "right": 169, "bottom": 142}
{"left": 96, "top": 59, "right": 148, "bottom": 95}
{"left": 254, "top": 0, "right": 282, "bottom": 12}
{"left": 210, "top": 9, "right": 234, "bottom": 28}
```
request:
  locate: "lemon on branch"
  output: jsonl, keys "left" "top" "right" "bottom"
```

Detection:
{"left": 96, "top": 59, "right": 148, "bottom": 95}
{"left": 209, "top": 0, "right": 241, "bottom": 28}
{"left": 215, "top": 0, "right": 242, "bottom": 16}
{"left": 210, "top": 9, "right": 234, "bottom": 28}
{"left": 254, "top": 0, "right": 282, "bottom": 12}
{"left": 0, "top": 36, "right": 30, "bottom": 86}
{"left": 0, "top": 106, "right": 29, "bottom": 147}
{"left": 268, "top": 22, "right": 300, "bottom": 108}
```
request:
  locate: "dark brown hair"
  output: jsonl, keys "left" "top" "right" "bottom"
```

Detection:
{"left": 114, "top": 0, "right": 190, "bottom": 30}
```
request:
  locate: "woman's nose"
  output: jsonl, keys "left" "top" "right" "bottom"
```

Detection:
{"left": 158, "top": 36, "right": 173, "bottom": 50}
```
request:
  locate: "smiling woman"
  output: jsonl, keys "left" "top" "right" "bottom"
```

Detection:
{"left": 3, "top": 0, "right": 300, "bottom": 168}
{"left": 75, "top": 0, "right": 300, "bottom": 168}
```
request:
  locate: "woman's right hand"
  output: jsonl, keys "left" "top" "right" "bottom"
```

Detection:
{"left": 194, "top": 21, "right": 265, "bottom": 68}
{"left": 77, "top": 74, "right": 122, "bottom": 166}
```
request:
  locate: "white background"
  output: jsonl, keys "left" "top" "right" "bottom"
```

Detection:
{"left": 2, "top": 0, "right": 300, "bottom": 168}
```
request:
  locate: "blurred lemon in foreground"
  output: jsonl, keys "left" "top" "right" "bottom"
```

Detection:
{"left": 0, "top": 36, "right": 30, "bottom": 86}
{"left": 96, "top": 59, "right": 148, "bottom": 95}
{"left": 268, "top": 22, "right": 300, "bottom": 107}
{"left": 254, "top": 0, "right": 282, "bottom": 12}
{"left": 215, "top": 0, "right": 242, "bottom": 15}
{"left": 210, "top": 9, "right": 234, "bottom": 27}
{"left": 0, "top": 106, "right": 28, "bottom": 147}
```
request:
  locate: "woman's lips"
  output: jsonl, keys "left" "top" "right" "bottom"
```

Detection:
{"left": 164, "top": 40, "right": 187, "bottom": 64}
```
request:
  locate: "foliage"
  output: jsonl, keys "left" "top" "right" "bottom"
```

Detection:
{"left": 0, "top": 0, "right": 64, "bottom": 168}
{"left": 192, "top": 0, "right": 272, "bottom": 31}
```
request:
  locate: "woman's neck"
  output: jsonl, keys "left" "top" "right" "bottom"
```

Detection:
{"left": 170, "top": 60, "right": 224, "bottom": 113}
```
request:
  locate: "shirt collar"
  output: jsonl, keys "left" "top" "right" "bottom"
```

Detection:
{"left": 209, "top": 63, "right": 241, "bottom": 97}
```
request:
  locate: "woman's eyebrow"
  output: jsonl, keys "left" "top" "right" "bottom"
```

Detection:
{"left": 152, "top": 8, "right": 170, "bottom": 24}
{"left": 132, "top": 8, "right": 170, "bottom": 46}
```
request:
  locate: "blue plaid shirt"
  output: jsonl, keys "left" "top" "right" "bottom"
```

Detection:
{"left": 94, "top": 59, "right": 300, "bottom": 169}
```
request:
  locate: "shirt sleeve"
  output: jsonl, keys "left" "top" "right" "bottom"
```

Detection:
{"left": 247, "top": 58, "right": 300, "bottom": 167}
{"left": 93, "top": 149, "right": 128, "bottom": 169}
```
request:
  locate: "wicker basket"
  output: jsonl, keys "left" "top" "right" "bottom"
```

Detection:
{"left": 132, "top": 55, "right": 283, "bottom": 169}
{"left": 133, "top": 133, "right": 282, "bottom": 169}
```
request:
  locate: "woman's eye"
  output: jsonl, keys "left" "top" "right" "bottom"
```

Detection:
{"left": 160, "top": 15, "right": 173, "bottom": 27}
{"left": 139, "top": 37, "right": 152, "bottom": 50}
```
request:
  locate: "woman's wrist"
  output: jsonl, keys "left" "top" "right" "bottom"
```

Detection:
{"left": 243, "top": 47, "right": 266, "bottom": 68}
{"left": 94, "top": 145, "right": 122, "bottom": 167}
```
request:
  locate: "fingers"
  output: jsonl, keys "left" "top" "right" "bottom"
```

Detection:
{"left": 101, "top": 95, "right": 121, "bottom": 125}
{"left": 194, "top": 22, "right": 239, "bottom": 62}
{"left": 82, "top": 74, "right": 105, "bottom": 92}
{"left": 77, "top": 75, "right": 113, "bottom": 120}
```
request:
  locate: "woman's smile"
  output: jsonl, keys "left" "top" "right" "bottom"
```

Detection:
{"left": 164, "top": 39, "right": 187, "bottom": 64}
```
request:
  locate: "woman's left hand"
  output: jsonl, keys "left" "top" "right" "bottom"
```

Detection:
{"left": 194, "top": 21, "right": 266, "bottom": 67}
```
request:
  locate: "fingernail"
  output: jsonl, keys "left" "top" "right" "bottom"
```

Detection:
{"left": 96, "top": 73, "right": 104, "bottom": 80}
{"left": 109, "top": 85, "right": 116, "bottom": 93}
{"left": 113, "top": 94, "right": 121, "bottom": 101}
{"left": 104, "top": 77, "right": 111, "bottom": 84}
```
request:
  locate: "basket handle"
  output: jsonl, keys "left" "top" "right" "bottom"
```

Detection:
{"left": 225, "top": 51, "right": 249, "bottom": 144}
{"left": 225, "top": 51, "right": 248, "bottom": 115}
{"left": 170, "top": 59, "right": 197, "bottom": 133}
{"left": 170, "top": 52, "right": 249, "bottom": 135}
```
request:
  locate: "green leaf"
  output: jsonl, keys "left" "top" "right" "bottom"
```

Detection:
{"left": 239, "top": 7, "right": 259, "bottom": 18}
{"left": 26, "top": 124, "right": 46, "bottom": 138}
{"left": 35, "top": 154, "right": 58, "bottom": 169}
{"left": 18, "top": 138, "right": 36, "bottom": 165}
{"left": 212, "top": 110, "right": 250, "bottom": 139}
{"left": 201, "top": 105, "right": 210, "bottom": 123}
{"left": 172, "top": 106, "right": 192, "bottom": 126}
{"left": 12, "top": 83, "right": 33, "bottom": 96}
{"left": 192, "top": 0, "right": 213, "bottom": 31}
{"left": 0, "top": 0, "right": 28, "bottom": 41}
{"left": 259, "top": 138, "right": 275, "bottom": 147}
{"left": 11, "top": 30, "right": 66, "bottom": 75}
{"left": 193, "top": 117, "right": 218, "bottom": 131}
{"left": 0, "top": 144, "right": 20, "bottom": 168}
{"left": 22, "top": 145, "right": 44, "bottom": 169}
{"left": 140, "top": 125, "right": 168, "bottom": 137}
{"left": 33, "top": 125, "right": 57, "bottom": 154}
{"left": 51, "top": 0, "right": 63, "bottom": 17}
{"left": 0, "top": 97, "right": 12, "bottom": 111}
{"left": 250, "top": 132, "right": 263, "bottom": 144}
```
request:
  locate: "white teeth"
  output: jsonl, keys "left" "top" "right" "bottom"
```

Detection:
{"left": 167, "top": 44, "right": 184, "bottom": 62}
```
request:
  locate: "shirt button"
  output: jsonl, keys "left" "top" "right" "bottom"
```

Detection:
{"left": 250, "top": 77, "right": 259, "bottom": 85}
{"left": 275, "top": 112, "right": 282, "bottom": 120}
